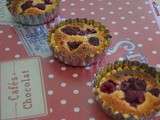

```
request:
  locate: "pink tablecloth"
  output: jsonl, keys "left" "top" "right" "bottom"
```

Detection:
{"left": 0, "top": 0, "right": 160, "bottom": 120}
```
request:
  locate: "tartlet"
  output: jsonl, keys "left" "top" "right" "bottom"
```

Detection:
{"left": 7, "top": 0, "right": 60, "bottom": 25}
{"left": 49, "top": 18, "right": 111, "bottom": 66}
{"left": 93, "top": 60, "right": 160, "bottom": 120}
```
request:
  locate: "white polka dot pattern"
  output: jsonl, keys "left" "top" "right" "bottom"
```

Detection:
{"left": 73, "top": 90, "right": 79, "bottom": 95}
{"left": 14, "top": 54, "right": 20, "bottom": 58}
{"left": 61, "top": 66, "right": 67, "bottom": 71}
{"left": 60, "top": 99, "right": 67, "bottom": 105}
{"left": 0, "top": 30, "right": 4, "bottom": 33}
{"left": 49, "top": 108, "right": 53, "bottom": 113}
{"left": 60, "top": 82, "right": 67, "bottom": 87}
{"left": 74, "top": 107, "right": 80, "bottom": 112}
{"left": 89, "top": 118, "right": 96, "bottom": 120}
{"left": 0, "top": 0, "right": 160, "bottom": 119}
{"left": 4, "top": 47, "right": 10, "bottom": 51}
{"left": 48, "top": 74, "right": 54, "bottom": 79}
{"left": 88, "top": 98, "right": 94, "bottom": 104}
{"left": 17, "top": 41, "right": 22, "bottom": 45}
{"left": 7, "top": 35, "right": 13, "bottom": 38}
{"left": 72, "top": 73, "right": 79, "bottom": 78}
{"left": 48, "top": 90, "right": 54, "bottom": 95}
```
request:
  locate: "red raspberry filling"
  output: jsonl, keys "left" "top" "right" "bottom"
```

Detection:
{"left": 149, "top": 88, "right": 160, "bottom": 97}
{"left": 62, "top": 26, "right": 81, "bottom": 35}
{"left": 88, "top": 37, "right": 100, "bottom": 46}
{"left": 34, "top": 3, "right": 46, "bottom": 10}
{"left": 125, "top": 90, "right": 145, "bottom": 107}
{"left": 121, "top": 78, "right": 146, "bottom": 92}
{"left": 21, "top": 0, "right": 33, "bottom": 11}
{"left": 121, "top": 78, "right": 146, "bottom": 107}
{"left": 86, "top": 28, "right": 97, "bottom": 34}
{"left": 21, "top": 1, "right": 47, "bottom": 11}
{"left": 61, "top": 26, "right": 97, "bottom": 36}
{"left": 44, "top": 0, "right": 52, "bottom": 4}
{"left": 100, "top": 80, "right": 117, "bottom": 94}
{"left": 67, "top": 41, "right": 82, "bottom": 51}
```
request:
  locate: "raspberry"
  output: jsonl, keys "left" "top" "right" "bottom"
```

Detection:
{"left": 121, "top": 78, "right": 146, "bottom": 91}
{"left": 86, "top": 29, "right": 97, "bottom": 34}
{"left": 149, "top": 88, "right": 160, "bottom": 97}
{"left": 121, "top": 78, "right": 146, "bottom": 107}
{"left": 44, "top": 0, "right": 52, "bottom": 4}
{"left": 35, "top": 3, "right": 46, "bottom": 10}
{"left": 21, "top": 1, "right": 33, "bottom": 11}
{"left": 62, "top": 26, "right": 80, "bottom": 35}
{"left": 88, "top": 37, "right": 100, "bottom": 46}
{"left": 108, "top": 35, "right": 112, "bottom": 38}
{"left": 67, "top": 41, "right": 82, "bottom": 50}
{"left": 134, "top": 79, "right": 146, "bottom": 91}
{"left": 100, "top": 80, "right": 117, "bottom": 94}
{"left": 121, "top": 81, "right": 130, "bottom": 92}
{"left": 125, "top": 90, "right": 145, "bottom": 107}
{"left": 77, "top": 31, "right": 85, "bottom": 35}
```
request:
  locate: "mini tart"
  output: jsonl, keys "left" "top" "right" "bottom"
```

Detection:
{"left": 93, "top": 60, "right": 160, "bottom": 120}
{"left": 48, "top": 18, "right": 111, "bottom": 66}
{"left": 7, "top": 0, "right": 60, "bottom": 25}
{"left": 8, "top": 0, "right": 59, "bottom": 15}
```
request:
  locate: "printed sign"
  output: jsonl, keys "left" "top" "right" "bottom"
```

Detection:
{"left": 0, "top": 0, "right": 7, "bottom": 6}
{"left": 0, "top": 5, "right": 15, "bottom": 25}
{"left": 107, "top": 39, "right": 148, "bottom": 63}
{"left": 0, "top": 57, "right": 48, "bottom": 120}
{"left": 15, "top": 25, "right": 53, "bottom": 58}
{"left": 14, "top": 16, "right": 65, "bottom": 58}
{"left": 149, "top": 0, "right": 160, "bottom": 29}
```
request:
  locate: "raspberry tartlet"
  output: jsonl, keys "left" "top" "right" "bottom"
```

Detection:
{"left": 7, "top": 0, "right": 60, "bottom": 25}
{"left": 93, "top": 60, "right": 160, "bottom": 120}
{"left": 48, "top": 18, "right": 111, "bottom": 66}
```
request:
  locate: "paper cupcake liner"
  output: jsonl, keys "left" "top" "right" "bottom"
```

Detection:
{"left": 93, "top": 60, "right": 160, "bottom": 120}
{"left": 7, "top": 1, "right": 60, "bottom": 26}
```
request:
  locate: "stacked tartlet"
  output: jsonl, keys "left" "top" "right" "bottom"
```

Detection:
{"left": 7, "top": 0, "right": 60, "bottom": 25}
{"left": 49, "top": 18, "right": 111, "bottom": 66}
{"left": 93, "top": 60, "right": 160, "bottom": 120}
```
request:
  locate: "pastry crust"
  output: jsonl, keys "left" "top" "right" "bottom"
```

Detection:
{"left": 94, "top": 61, "right": 160, "bottom": 120}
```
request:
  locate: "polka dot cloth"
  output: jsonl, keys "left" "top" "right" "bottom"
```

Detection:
{"left": 0, "top": 0, "right": 160, "bottom": 120}
{"left": 0, "top": 25, "right": 27, "bottom": 61}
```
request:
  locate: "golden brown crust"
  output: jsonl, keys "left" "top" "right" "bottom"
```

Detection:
{"left": 94, "top": 60, "right": 160, "bottom": 119}
{"left": 100, "top": 91, "right": 137, "bottom": 114}
{"left": 137, "top": 93, "right": 160, "bottom": 116}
